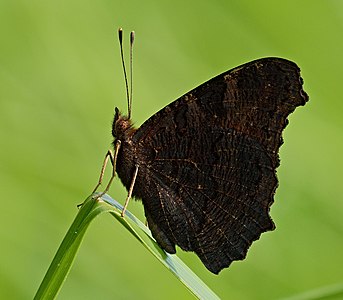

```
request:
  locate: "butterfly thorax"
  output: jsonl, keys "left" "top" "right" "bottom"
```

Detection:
{"left": 111, "top": 107, "right": 139, "bottom": 193}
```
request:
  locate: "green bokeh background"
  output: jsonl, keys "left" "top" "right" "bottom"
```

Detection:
{"left": 1, "top": 0, "right": 342, "bottom": 299}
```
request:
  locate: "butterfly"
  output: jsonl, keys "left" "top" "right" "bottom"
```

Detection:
{"left": 94, "top": 29, "right": 309, "bottom": 274}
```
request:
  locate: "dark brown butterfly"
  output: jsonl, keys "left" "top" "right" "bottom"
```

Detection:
{"left": 94, "top": 29, "right": 308, "bottom": 274}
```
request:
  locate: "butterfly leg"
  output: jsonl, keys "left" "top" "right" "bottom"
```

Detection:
{"left": 121, "top": 164, "right": 139, "bottom": 217}
{"left": 92, "top": 140, "right": 121, "bottom": 197}
{"left": 92, "top": 150, "right": 114, "bottom": 193}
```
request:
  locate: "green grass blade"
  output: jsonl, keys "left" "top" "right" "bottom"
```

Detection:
{"left": 100, "top": 193, "right": 219, "bottom": 300}
{"left": 33, "top": 196, "right": 106, "bottom": 299}
{"left": 34, "top": 193, "right": 219, "bottom": 300}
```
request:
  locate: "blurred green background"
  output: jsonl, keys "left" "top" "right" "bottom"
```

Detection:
{"left": 1, "top": 0, "right": 342, "bottom": 299}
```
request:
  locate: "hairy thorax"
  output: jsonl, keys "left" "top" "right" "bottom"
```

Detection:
{"left": 112, "top": 107, "right": 139, "bottom": 192}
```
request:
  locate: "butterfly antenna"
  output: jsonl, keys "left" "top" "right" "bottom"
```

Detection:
{"left": 118, "top": 28, "right": 130, "bottom": 118}
{"left": 129, "top": 31, "right": 135, "bottom": 119}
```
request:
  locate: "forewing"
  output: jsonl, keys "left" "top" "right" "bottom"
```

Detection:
{"left": 132, "top": 58, "right": 308, "bottom": 274}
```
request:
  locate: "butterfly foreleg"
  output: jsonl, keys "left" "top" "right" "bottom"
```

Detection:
{"left": 121, "top": 163, "right": 139, "bottom": 217}
{"left": 92, "top": 140, "right": 121, "bottom": 197}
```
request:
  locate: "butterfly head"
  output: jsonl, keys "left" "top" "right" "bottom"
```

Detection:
{"left": 112, "top": 107, "right": 135, "bottom": 142}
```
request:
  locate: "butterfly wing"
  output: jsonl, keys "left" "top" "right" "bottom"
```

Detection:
{"left": 130, "top": 57, "right": 308, "bottom": 274}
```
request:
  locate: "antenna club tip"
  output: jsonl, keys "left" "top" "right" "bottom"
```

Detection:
{"left": 130, "top": 31, "right": 135, "bottom": 43}
{"left": 118, "top": 27, "right": 123, "bottom": 40}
